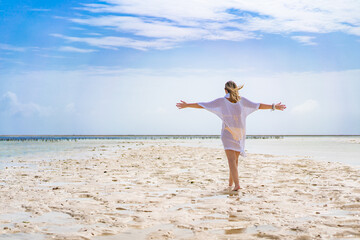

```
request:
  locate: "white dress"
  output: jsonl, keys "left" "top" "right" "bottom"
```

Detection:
{"left": 198, "top": 94, "right": 260, "bottom": 157}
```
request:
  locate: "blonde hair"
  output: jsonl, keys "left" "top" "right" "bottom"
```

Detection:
{"left": 225, "top": 81, "right": 244, "bottom": 103}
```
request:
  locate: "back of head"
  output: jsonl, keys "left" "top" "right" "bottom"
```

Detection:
{"left": 225, "top": 81, "right": 243, "bottom": 103}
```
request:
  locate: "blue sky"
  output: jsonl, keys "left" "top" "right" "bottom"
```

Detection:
{"left": 1, "top": 0, "right": 360, "bottom": 135}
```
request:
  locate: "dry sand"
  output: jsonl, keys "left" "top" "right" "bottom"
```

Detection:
{"left": 1, "top": 140, "right": 360, "bottom": 239}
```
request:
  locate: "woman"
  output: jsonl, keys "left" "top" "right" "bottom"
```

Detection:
{"left": 176, "top": 81, "right": 286, "bottom": 191}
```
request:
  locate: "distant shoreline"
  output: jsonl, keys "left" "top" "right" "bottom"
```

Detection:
{"left": 0, "top": 134, "right": 359, "bottom": 142}
{"left": 0, "top": 134, "right": 359, "bottom": 137}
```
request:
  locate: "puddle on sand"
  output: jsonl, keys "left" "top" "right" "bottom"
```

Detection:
{"left": 246, "top": 224, "right": 278, "bottom": 234}
{"left": 32, "top": 212, "right": 81, "bottom": 231}
{"left": 0, "top": 211, "right": 86, "bottom": 239}
{"left": 320, "top": 209, "right": 353, "bottom": 217}
{"left": 146, "top": 188, "right": 189, "bottom": 197}
{"left": 0, "top": 162, "right": 37, "bottom": 170}
{"left": 335, "top": 238, "right": 360, "bottom": 240}
{"left": 0, "top": 212, "right": 32, "bottom": 225}
{"left": 196, "top": 189, "right": 245, "bottom": 201}
{"left": 212, "top": 225, "right": 278, "bottom": 236}
{"left": 197, "top": 194, "right": 229, "bottom": 201}
{"left": 294, "top": 215, "right": 315, "bottom": 222}
{"left": 93, "top": 223, "right": 194, "bottom": 240}
{"left": 0, "top": 233, "right": 45, "bottom": 240}
{"left": 238, "top": 195, "right": 257, "bottom": 202}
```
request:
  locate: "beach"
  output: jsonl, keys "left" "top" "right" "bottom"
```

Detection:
{"left": 1, "top": 137, "right": 360, "bottom": 239}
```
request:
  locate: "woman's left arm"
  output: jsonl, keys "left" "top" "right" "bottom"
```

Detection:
{"left": 259, "top": 102, "right": 286, "bottom": 111}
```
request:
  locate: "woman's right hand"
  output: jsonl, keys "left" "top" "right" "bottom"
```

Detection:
{"left": 176, "top": 100, "right": 188, "bottom": 109}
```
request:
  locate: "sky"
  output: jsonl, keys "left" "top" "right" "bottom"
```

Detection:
{"left": 0, "top": 0, "right": 360, "bottom": 135}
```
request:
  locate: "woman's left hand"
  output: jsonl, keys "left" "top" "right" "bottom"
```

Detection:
{"left": 275, "top": 102, "right": 287, "bottom": 111}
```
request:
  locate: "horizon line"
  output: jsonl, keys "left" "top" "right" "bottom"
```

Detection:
{"left": 1, "top": 134, "right": 359, "bottom": 137}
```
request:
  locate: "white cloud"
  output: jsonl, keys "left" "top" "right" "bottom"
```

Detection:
{"left": 291, "top": 36, "right": 317, "bottom": 45}
{"left": 54, "top": 0, "right": 360, "bottom": 50}
{"left": 51, "top": 33, "right": 176, "bottom": 50}
{"left": 0, "top": 43, "right": 25, "bottom": 52}
{"left": 37, "top": 54, "right": 67, "bottom": 58}
{"left": 87, "top": 33, "right": 102, "bottom": 36}
{"left": 29, "top": 8, "right": 50, "bottom": 12}
{"left": 70, "top": 16, "right": 209, "bottom": 40}
{"left": 65, "top": 103, "right": 76, "bottom": 113}
{"left": 59, "top": 46, "right": 97, "bottom": 53}
{"left": 0, "top": 57, "right": 25, "bottom": 65}
{"left": 0, "top": 92, "right": 52, "bottom": 117}
{"left": 291, "top": 99, "right": 320, "bottom": 114}
{"left": 70, "top": 26, "right": 86, "bottom": 31}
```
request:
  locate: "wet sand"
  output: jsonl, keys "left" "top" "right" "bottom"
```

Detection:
{"left": 1, "top": 140, "right": 360, "bottom": 239}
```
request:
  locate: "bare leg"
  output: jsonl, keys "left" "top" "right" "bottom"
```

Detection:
{"left": 228, "top": 151, "right": 240, "bottom": 186}
{"left": 225, "top": 150, "right": 240, "bottom": 191}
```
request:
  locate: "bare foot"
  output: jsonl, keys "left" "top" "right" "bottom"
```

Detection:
{"left": 232, "top": 186, "right": 241, "bottom": 191}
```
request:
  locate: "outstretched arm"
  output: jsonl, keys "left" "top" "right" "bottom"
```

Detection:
{"left": 176, "top": 100, "right": 204, "bottom": 109}
{"left": 259, "top": 102, "right": 286, "bottom": 111}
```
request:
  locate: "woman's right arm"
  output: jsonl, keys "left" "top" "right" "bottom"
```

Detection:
{"left": 176, "top": 100, "right": 204, "bottom": 109}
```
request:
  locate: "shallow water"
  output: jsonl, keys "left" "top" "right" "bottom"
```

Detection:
{"left": 246, "top": 136, "right": 360, "bottom": 166}
{"left": 1, "top": 136, "right": 360, "bottom": 169}
{"left": 0, "top": 139, "right": 144, "bottom": 169}
{"left": 161, "top": 136, "right": 360, "bottom": 166}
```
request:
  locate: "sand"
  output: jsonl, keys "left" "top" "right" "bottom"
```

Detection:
{"left": 1, "top": 140, "right": 360, "bottom": 239}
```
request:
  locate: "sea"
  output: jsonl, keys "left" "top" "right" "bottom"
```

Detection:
{"left": 1, "top": 135, "right": 360, "bottom": 169}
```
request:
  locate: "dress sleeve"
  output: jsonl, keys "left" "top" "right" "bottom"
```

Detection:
{"left": 197, "top": 98, "right": 224, "bottom": 120}
{"left": 241, "top": 97, "right": 260, "bottom": 116}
